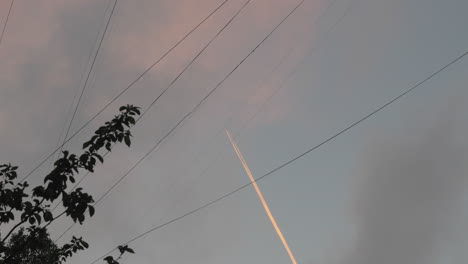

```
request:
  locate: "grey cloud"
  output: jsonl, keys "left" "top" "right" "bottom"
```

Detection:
{"left": 345, "top": 115, "right": 467, "bottom": 264}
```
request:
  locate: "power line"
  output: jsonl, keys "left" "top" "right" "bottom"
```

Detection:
{"left": 42, "top": 0, "right": 116, "bottom": 171}
{"left": 48, "top": 0, "right": 115, "bottom": 193}
{"left": 56, "top": 0, "right": 306, "bottom": 243}
{"left": 134, "top": 0, "right": 346, "bottom": 228}
{"left": 0, "top": 0, "right": 14, "bottom": 47}
{"left": 87, "top": 47, "right": 468, "bottom": 264}
{"left": 134, "top": 43, "right": 298, "bottom": 227}
{"left": 168, "top": 0, "right": 350, "bottom": 212}
{"left": 50, "top": 0, "right": 251, "bottom": 214}
{"left": 19, "top": 0, "right": 231, "bottom": 183}
{"left": 94, "top": 0, "right": 301, "bottom": 219}
{"left": 195, "top": 0, "right": 356, "bottom": 184}
{"left": 48, "top": 0, "right": 115, "bottom": 172}
{"left": 135, "top": 0, "right": 251, "bottom": 125}
{"left": 57, "top": 0, "right": 117, "bottom": 157}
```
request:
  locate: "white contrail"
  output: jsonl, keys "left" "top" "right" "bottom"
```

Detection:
{"left": 226, "top": 130, "right": 298, "bottom": 264}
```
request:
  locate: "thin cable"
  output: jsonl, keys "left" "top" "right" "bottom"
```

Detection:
{"left": 0, "top": 0, "right": 14, "bottom": 47}
{"left": 135, "top": 0, "right": 252, "bottom": 124}
{"left": 53, "top": 224, "right": 73, "bottom": 243}
{"left": 135, "top": 0, "right": 343, "bottom": 227}
{"left": 165, "top": 0, "right": 347, "bottom": 212}
{"left": 51, "top": 0, "right": 251, "bottom": 214}
{"left": 200, "top": 0, "right": 356, "bottom": 179}
{"left": 87, "top": 47, "right": 468, "bottom": 264}
{"left": 58, "top": 0, "right": 117, "bottom": 156}
{"left": 56, "top": 0, "right": 306, "bottom": 243}
{"left": 95, "top": 0, "right": 301, "bottom": 211}
{"left": 48, "top": 0, "right": 115, "bottom": 211}
{"left": 133, "top": 43, "right": 297, "bottom": 227}
{"left": 48, "top": 0, "right": 115, "bottom": 172}
{"left": 19, "top": 0, "right": 231, "bottom": 183}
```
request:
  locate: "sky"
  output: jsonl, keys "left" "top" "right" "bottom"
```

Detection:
{"left": 0, "top": 0, "right": 468, "bottom": 263}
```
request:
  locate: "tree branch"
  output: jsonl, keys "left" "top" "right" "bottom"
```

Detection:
{"left": 1, "top": 218, "right": 26, "bottom": 243}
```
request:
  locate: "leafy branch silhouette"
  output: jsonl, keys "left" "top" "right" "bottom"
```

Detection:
{"left": 0, "top": 105, "right": 139, "bottom": 263}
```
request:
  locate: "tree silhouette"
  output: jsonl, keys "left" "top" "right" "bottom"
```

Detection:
{"left": 2, "top": 227, "right": 60, "bottom": 264}
{"left": 0, "top": 105, "right": 139, "bottom": 263}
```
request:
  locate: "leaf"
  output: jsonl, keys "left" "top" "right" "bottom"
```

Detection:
{"left": 44, "top": 211, "right": 53, "bottom": 222}
{"left": 82, "top": 241, "right": 89, "bottom": 249}
{"left": 95, "top": 154, "right": 104, "bottom": 163}
{"left": 35, "top": 214, "right": 42, "bottom": 225}
{"left": 124, "top": 135, "right": 131, "bottom": 147}
{"left": 116, "top": 123, "right": 124, "bottom": 132}
{"left": 104, "top": 256, "right": 114, "bottom": 263}
{"left": 126, "top": 247, "right": 135, "bottom": 254}
{"left": 78, "top": 214, "right": 85, "bottom": 224}
{"left": 127, "top": 116, "right": 135, "bottom": 125}
{"left": 80, "top": 154, "right": 88, "bottom": 163}
{"left": 83, "top": 140, "right": 92, "bottom": 149}
{"left": 88, "top": 205, "right": 95, "bottom": 217}
{"left": 118, "top": 245, "right": 125, "bottom": 254}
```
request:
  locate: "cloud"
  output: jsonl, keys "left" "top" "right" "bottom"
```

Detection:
{"left": 344, "top": 112, "right": 468, "bottom": 264}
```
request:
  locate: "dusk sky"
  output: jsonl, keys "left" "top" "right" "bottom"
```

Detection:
{"left": 1, "top": 0, "right": 468, "bottom": 263}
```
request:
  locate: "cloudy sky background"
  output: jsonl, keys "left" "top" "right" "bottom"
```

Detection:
{"left": 1, "top": 0, "right": 468, "bottom": 263}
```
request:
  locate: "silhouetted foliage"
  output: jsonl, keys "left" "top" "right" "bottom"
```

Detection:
{"left": 0, "top": 105, "right": 139, "bottom": 263}
{"left": 1, "top": 227, "right": 60, "bottom": 264}
{"left": 103, "top": 245, "right": 135, "bottom": 264}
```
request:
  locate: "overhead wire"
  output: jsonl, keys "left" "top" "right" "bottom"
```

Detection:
{"left": 93, "top": 0, "right": 304, "bottom": 206}
{"left": 19, "top": 0, "right": 231, "bottom": 183}
{"left": 189, "top": 0, "right": 351, "bottom": 202}
{"left": 132, "top": 0, "right": 342, "bottom": 230}
{"left": 50, "top": 0, "right": 250, "bottom": 214}
{"left": 134, "top": 0, "right": 251, "bottom": 125}
{"left": 55, "top": 0, "right": 305, "bottom": 243}
{"left": 199, "top": 0, "right": 356, "bottom": 182}
{"left": 52, "top": 0, "right": 250, "bottom": 238}
{"left": 132, "top": 44, "right": 298, "bottom": 230}
{"left": 0, "top": 0, "right": 14, "bottom": 48}
{"left": 48, "top": 0, "right": 115, "bottom": 172}
{"left": 86, "top": 40, "right": 468, "bottom": 264}
{"left": 57, "top": 0, "right": 118, "bottom": 156}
